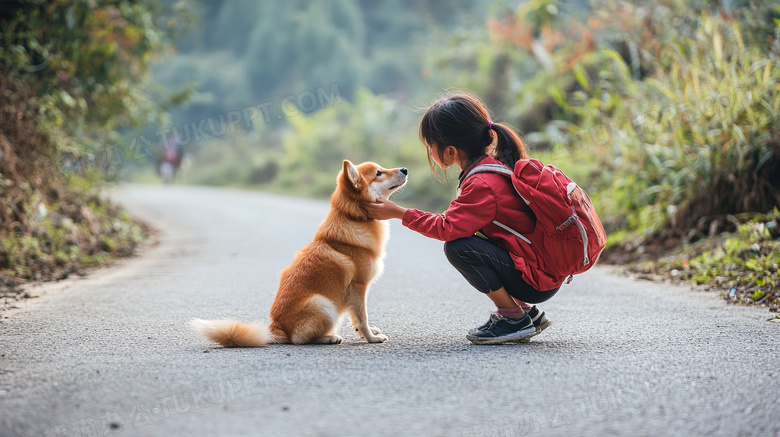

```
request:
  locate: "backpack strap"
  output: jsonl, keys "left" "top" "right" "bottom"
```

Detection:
{"left": 462, "top": 163, "right": 513, "bottom": 181}
{"left": 460, "top": 162, "right": 530, "bottom": 205}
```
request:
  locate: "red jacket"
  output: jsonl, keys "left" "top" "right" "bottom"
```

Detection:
{"left": 402, "top": 155, "right": 565, "bottom": 291}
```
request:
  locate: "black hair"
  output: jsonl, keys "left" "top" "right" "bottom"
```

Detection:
{"left": 419, "top": 91, "right": 528, "bottom": 178}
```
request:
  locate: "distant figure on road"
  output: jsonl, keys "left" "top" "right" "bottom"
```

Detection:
{"left": 366, "top": 92, "right": 563, "bottom": 345}
{"left": 158, "top": 138, "right": 183, "bottom": 184}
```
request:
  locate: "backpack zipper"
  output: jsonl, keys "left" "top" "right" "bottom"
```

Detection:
{"left": 574, "top": 219, "right": 590, "bottom": 266}
{"left": 558, "top": 212, "right": 590, "bottom": 266}
{"left": 563, "top": 184, "right": 590, "bottom": 266}
{"left": 556, "top": 214, "right": 577, "bottom": 231}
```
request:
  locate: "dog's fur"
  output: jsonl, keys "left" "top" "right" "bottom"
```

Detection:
{"left": 191, "top": 160, "right": 407, "bottom": 346}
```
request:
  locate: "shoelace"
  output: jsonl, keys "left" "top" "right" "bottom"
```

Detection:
{"left": 485, "top": 312, "right": 502, "bottom": 329}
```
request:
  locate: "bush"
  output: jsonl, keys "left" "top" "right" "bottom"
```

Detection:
{"left": 0, "top": 1, "right": 182, "bottom": 289}
{"left": 570, "top": 5, "right": 780, "bottom": 241}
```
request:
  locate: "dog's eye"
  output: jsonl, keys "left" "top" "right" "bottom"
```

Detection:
{"left": 376, "top": 170, "right": 383, "bottom": 176}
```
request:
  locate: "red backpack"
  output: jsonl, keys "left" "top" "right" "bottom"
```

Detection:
{"left": 464, "top": 158, "right": 607, "bottom": 282}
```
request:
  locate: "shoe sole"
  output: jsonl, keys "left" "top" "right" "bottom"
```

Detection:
{"left": 466, "top": 325, "right": 537, "bottom": 345}
{"left": 516, "top": 319, "right": 552, "bottom": 343}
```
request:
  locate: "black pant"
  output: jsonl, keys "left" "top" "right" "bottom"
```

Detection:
{"left": 444, "top": 236, "right": 559, "bottom": 304}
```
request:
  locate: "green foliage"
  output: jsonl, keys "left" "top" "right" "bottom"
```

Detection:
{"left": 688, "top": 221, "right": 779, "bottom": 288}
{"left": 0, "top": 1, "right": 182, "bottom": 286}
{"left": 633, "top": 211, "right": 780, "bottom": 308}
{"left": 582, "top": 9, "right": 780, "bottom": 238}
{"left": 1, "top": 1, "right": 186, "bottom": 158}
{"left": 0, "top": 179, "right": 149, "bottom": 281}
{"left": 155, "top": 0, "right": 489, "bottom": 129}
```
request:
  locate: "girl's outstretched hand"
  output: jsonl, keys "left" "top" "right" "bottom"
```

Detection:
{"left": 365, "top": 197, "right": 407, "bottom": 220}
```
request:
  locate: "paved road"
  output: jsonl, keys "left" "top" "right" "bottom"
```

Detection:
{"left": 0, "top": 185, "right": 778, "bottom": 437}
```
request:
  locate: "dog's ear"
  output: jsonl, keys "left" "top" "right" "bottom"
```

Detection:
{"left": 342, "top": 160, "right": 361, "bottom": 189}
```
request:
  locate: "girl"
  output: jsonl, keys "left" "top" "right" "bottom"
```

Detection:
{"left": 364, "top": 92, "right": 560, "bottom": 345}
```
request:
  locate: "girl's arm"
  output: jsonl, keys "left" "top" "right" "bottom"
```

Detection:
{"left": 366, "top": 177, "right": 498, "bottom": 242}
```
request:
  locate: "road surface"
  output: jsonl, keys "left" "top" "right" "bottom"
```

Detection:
{"left": 1, "top": 185, "right": 778, "bottom": 437}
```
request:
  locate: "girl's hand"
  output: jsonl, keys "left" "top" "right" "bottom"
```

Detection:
{"left": 365, "top": 197, "right": 407, "bottom": 220}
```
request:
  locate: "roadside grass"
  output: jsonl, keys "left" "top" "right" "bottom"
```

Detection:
{"left": 0, "top": 175, "right": 151, "bottom": 301}
{"left": 628, "top": 210, "right": 780, "bottom": 313}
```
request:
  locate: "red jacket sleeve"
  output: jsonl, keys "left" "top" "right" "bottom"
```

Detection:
{"left": 401, "top": 176, "right": 497, "bottom": 241}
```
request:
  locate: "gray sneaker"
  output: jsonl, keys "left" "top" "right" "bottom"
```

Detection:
{"left": 466, "top": 313, "right": 536, "bottom": 345}
{"left": 469, "top": 306, "right": 552, "bottom": 337}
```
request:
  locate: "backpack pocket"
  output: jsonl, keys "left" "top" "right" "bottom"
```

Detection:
{"left": 538, "top": 228, "right": 588, "bottom": 277}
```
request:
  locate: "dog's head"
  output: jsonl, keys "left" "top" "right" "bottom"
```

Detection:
{"left": 338, "top": 160, "right": 408, "bottom": 202}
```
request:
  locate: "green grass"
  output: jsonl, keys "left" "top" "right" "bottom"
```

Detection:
{"left": 0, "top": 175, "right": 150, "bottom": 286}
{"left": 631, "top": 210, "right": 780, "bottom": 310}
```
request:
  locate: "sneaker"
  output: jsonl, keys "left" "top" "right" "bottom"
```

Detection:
{"left": 528, "top": 305, "right": 552, "bottom": 332}
{"left": 466, "top": 313, "right": 536, "bottom": 344}
{"left": 516, "top": 305, "right": 552, "bottom": 343}
{"left": 468, "top": 312, "right": 498, "bottom": 336}
{"left": 470, "top": 306, "right": 552, "bottom": 336}
{"left": 468, "top": 307, "right": 552, "bottom": 340}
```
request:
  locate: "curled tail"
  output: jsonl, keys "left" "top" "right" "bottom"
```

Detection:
{"left": 191, "top": 319, "right": 273, "bottom": 347}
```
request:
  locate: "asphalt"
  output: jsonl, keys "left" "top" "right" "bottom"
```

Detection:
{"left": 0, "top": 184, "right": 778, "bottom": 437}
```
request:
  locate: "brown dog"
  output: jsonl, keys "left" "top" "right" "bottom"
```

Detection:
{"left": 192, "top": 160, "right": 407, "bottom": 346}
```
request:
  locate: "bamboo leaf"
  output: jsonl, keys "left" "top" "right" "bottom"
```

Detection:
{"left": 713, "top": 31, "right": 722, "bottom": 62}
{"left": 601, "top": 48, "right": 630, "bottom": 80}
{"left": 646, "top": 78, "right": 678, "bottom": 101}
{"left": 733, "top": 124, "right": 747, "bottom": 145}
{"left": 733, "top": 21, "right": 744, "bottom": 51}
{"left": 573, "top": 64, "right": 590, "bottom": 91}
{"left": 756, "top": 150, "right": 773, "bottom": 173}
{"left": 548, "top": 85, "right": 570, "bottom": 112}
{"left": 763, "top": 62, "right": 772, "bottom": 87}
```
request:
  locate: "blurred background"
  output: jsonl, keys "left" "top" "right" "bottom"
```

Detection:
{"left": 1, "top": 0, "right": 779, "bottom": 306}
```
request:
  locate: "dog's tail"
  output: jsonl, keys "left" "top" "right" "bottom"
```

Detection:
{"left": 190, "top": 319, "right": 274, "bottom": 347}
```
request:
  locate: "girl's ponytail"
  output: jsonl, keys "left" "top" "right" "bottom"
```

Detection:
{"left": 491, "top": 122, "right": 528, "bottom": 168}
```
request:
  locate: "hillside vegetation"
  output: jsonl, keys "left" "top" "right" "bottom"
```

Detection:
{"left": 0, "top": 1, "right": 188, "bottom": 294}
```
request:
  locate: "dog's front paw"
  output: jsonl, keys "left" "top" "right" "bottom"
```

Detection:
{"left": 370, "top": 326, "right": 382, "bottom": 335}
{"left": 367, "top": 334, "right": 387, "bottom": 343}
